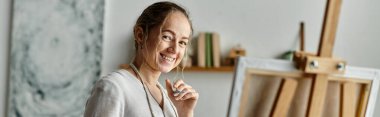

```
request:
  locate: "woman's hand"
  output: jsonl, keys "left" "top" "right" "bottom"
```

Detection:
{"left": 165, "top": 79, "right": 199, "bottom": 117}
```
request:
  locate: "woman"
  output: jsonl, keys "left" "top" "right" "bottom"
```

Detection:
{"left": 84, "top": 1, "right": 199, "bottom": 117}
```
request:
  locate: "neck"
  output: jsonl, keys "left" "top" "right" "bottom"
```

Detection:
{"left": 139, "top": 63, "right": 161, "bottom": 85}
{"left": 132, "top": 59, "right": 161, "bottom": 86}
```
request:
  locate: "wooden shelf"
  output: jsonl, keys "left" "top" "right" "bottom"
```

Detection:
{"left": 119, "top": 64, "right": 234, "bottom": 72}
{"left": 182, "top": 66, "right": 234, "bottom": 72}
{"left": 119, "top": 64, "right": 129, "bottom": 69}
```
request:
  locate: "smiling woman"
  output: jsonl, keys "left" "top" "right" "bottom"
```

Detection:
{"left": 134, "top": 10, "right": 191, "bottom": 73}
{"left": 84, "top": 1, "right": 199, "bottom": 117}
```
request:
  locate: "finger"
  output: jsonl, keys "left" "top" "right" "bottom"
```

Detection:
{"left": 175, "top": 83, "right": 192, "bottom": 94}
{"left": 175, "top": 88, "right": 192, "bottom": 100}
{"left": 165, "top": 79, "right": 174, "bottom": 96}
{"left": 173, "top": 79, "right": 184, "bottom": 88}
{"left": 174, "top": 87, "right": 190, "bottom": 97}
{"left": 180, "top": 91, "right": 199, "bottom": 100}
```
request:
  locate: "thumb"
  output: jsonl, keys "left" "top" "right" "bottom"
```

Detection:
{"left": 165, "top": 79, "right": 174, "bottom": 96}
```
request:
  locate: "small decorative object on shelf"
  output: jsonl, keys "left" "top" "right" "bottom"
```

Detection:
{"left": 224, "top": 44, "right": 246, "bottom": 66}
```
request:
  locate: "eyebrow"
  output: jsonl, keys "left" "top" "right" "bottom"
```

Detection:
{"left": 162, "top": 29, "right": 189, "bottom": 40}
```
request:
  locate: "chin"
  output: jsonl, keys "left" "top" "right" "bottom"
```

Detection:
{"left": 158, "top": 62, "right": 181, "bottom": 73}
{"left": 159, "top": 67, "right": 174, "bottom": 73}
{"left": 157, "top": 56, "right": 181, "bottom": 73}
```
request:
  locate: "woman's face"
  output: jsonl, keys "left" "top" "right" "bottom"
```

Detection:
{"left": 144, "top": 11, "right": 191, "bottom": 73}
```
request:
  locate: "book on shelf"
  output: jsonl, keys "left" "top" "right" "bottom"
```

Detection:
{"left": 197, "top": 32, "right": 221, "bottom": 68}
{"left": 206, "top": 33, "right": 213, "bottom": 68}
{"left": 197, "top": 32, "right": 206, "bottom": 67}
{"left": 212, "top": 32, "right": 221, "bottom": 68}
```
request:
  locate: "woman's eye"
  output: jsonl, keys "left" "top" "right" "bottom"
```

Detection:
{"left": 179, "top": 41, "right": 188, "bottom": 46}
{"left": 162, "top": 35, "right": 172, "bottom": 41}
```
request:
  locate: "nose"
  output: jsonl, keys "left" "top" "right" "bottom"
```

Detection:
{"left": 168, "top": 41, "right": 179, "bottom": 54}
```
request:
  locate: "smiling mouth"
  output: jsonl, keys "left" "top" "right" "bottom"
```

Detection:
{"left": 160, "top": 53, "right": 175, "bottom": 62}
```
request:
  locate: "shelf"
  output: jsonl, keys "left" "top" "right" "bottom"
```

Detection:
{"left": 183, "top": 66, "right": 234, "bottom": 72}
{"left": 119, "top": 64, "right": 234, "bottom": 72}
{"left": 119, "top": 64, "right": 129, "bottom": 69}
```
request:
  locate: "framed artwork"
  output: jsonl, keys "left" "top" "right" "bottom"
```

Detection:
{"left": 8, "top": 0, "right": 104, "bottom": 116}
{"left": 227, "top": 57, "right": 380, "bottom": 117}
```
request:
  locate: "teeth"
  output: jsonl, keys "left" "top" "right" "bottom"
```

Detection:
{"left": 162, "top": 55, "right": 175, "bottom": 62}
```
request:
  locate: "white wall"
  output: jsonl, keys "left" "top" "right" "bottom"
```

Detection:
{"left": 1, "top": 0, "right": 380, "bottom": 116}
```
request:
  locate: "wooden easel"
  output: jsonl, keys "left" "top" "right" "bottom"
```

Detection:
{"left": 228, "top": 0, "right": 378, "bottom": 116}
{"left": 294, "top": 0, "right": 345, "bottom": 116}
{"left": 281, "top": 0, "right": 369, "bottom": 116}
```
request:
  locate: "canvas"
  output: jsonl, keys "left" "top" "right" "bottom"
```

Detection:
{"left": 8, "top": 0, "right": 104, "bottom": 116}
{"left": 227, "top": 57, "right": 380, "bottom": 117}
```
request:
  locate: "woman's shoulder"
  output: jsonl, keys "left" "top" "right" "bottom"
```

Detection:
{"left": 84, "top": 70, "right": 131, "bottom": 116}
{"left": 94, "top": 69, "right": 139, "bottom": 92}
{"left": 103, "top": 69, "right": 133, "bottom": 79}
{"left": 97, "top": 69, "right": 131, "bottom": 85}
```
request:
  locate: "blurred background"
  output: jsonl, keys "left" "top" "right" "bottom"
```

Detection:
{"left": 1, "top": 0, "right": 380, "bottom": 117}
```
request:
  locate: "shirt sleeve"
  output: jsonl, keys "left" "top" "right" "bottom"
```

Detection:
{"left": 84, "top": 78, "right": 123, "bottom": 117}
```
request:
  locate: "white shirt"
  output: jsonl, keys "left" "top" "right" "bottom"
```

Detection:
{"left": 84, "top": 69, "right": 178, "bottom": 117}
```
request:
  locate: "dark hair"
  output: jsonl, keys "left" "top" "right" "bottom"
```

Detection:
{"left": 133, "top": 1, "right": 193, "bottom": 49}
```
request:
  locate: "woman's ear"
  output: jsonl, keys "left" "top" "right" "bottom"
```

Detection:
{"left": 134, "top": 26, "right": 144, "bottom": 46}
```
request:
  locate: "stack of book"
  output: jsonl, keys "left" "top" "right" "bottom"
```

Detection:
{"left": 197, "top": 32, "right": 221, "bottom": 68}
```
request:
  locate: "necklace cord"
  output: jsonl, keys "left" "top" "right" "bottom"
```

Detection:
{"left": 129, "top": 64, "right": 155, "bottom": 117}
{"left": 129, "top": 63, "right": 179, "bottom": 117}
